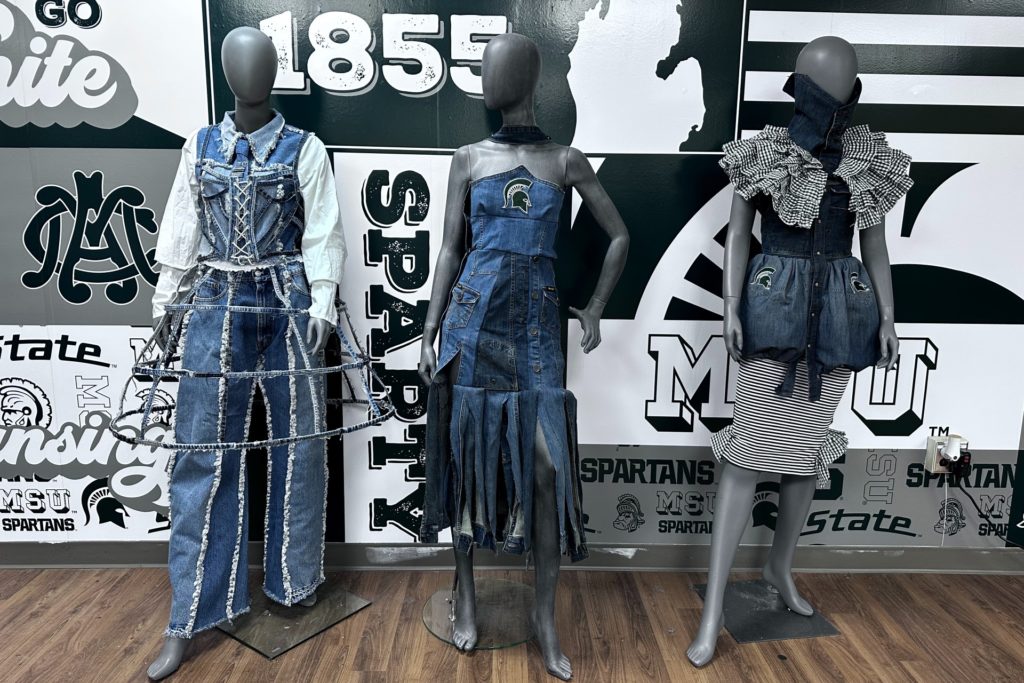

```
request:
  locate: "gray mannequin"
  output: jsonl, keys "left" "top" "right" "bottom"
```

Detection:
{"left": 152, "top": 28, "right": 331, "bottom": 356}
{"left": 686, "top": 36, "right": 900, "bottom": 667}
{"left": 417, "top": 33, "right": 629, "bottom": 680}
{"left": 147, "top": 27, "right": 325, "bottom": 681}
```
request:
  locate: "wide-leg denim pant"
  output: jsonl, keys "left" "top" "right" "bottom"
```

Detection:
{"left": 166, "top": 264, "right": 327, "bottom": 637}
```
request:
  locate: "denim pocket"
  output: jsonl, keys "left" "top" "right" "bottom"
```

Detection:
{"left": 445, "top": 283, "right": 479, "bottom": 329}
{"left": 541, "top": 287, "right": 560, "bottom": 331}
{"left": 257, "top": 177, "right": 298, "bottom": 203}
{"left": 191, "top": 272, "right": 225, "bottom": 303}
{"left": 283, "top": 263, "right": 310, "bottom": 296}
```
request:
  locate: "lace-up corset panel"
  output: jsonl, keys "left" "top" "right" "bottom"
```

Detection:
{"left": 194, "top": 123, "right": 307, "bottom": 266}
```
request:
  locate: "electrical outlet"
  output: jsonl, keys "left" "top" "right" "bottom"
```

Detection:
{"left": 925, "top": 434, "right": 969, "bottom": 474}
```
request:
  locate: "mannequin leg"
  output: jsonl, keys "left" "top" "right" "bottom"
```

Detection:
{"left": 686, "top": 461, "right": 760, "bottom": 667}
{"left": 451, "top": 547, "right": 477, "bottom": 650}
{"left": 762, "top": 473, "right": 815, "bottom": 615}
{"left": 147, "top": 637, "right": 189, "bottom": 680}
{"left": 531, "top": 421, "right": 571, "bottom": 680}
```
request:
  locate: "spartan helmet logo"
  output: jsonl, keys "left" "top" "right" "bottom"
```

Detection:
{"left": 502, "top": 178, "right": 533, "bottom": 214}
{"left": 82, "top": 478, "right": 129, "bottom": 529}
{"left": 751, "top": 266, "right": 776, "bottom": 290}
{"left": 850, "top": 272, "right": 871, "bottom": 293}
{"left": 0, "top": 377, "right": 52, "bottom": 428}
{"left": 134, "top": 387, "right": 174, "bottom": 425}
{"left": 934, "top": 497, "right": 966, "bottom": 536}
{"left": 612, "top": 493, "right": 646, "bottom": 532}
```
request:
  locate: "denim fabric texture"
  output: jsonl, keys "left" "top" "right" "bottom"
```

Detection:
{"left": 420, "top": 165, "right": 587, "bottom": 562}
{"left": 730, "top": 73, "right": 900, "bottom": 400}
{"left": 153, "top": 116, "right": 329, "bottom": 637}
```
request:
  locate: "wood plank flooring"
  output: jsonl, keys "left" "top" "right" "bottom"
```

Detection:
{"left": 1, "top": 569, "right": 1023, "bottom": 682}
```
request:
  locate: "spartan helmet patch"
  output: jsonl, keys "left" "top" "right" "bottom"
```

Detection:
{"left": 850, "top": 272, "right": 871, "bottom": 293}
{"left": 503, "top": 177, "right": 533, "bottom": 214}
{"left": 751, "top": 266, "right": 776, "bottom": 290}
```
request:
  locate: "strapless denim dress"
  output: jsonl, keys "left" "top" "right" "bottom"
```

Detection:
{"left": 420, "top": 165, "right": 587, "bottom": 562}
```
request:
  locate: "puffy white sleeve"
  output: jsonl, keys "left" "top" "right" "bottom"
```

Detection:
{"left": 152, "top": 130, "right": 201, "bottom": 319}
{"left": 297, "top": 134, "right": 347, "bottom": 324}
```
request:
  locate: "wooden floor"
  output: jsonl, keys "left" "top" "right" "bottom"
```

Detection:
{"left": 1, "top": 568, "right": 1023, "bottom": 682}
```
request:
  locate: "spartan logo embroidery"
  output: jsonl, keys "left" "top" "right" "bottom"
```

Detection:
{"left": 22, "top": 170, "right": 159, "bottom": 305}
{"left": 850, "top": 272, "right": 870, "bottom": 293}
{"left": 751, "top": 266, "right": 775, "bottom": 290}
{"left": 612, "top": 493, "right": 646, "bottom": 532}
{"left": 0, "top": 377, "right": 52, "bottom": 428}
{"left": 503, "top": 177, "right": 533, "bottom": 214}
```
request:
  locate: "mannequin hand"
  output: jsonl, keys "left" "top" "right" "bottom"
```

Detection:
{"left": 152, "top": 315, "right": 171, "bottom": 352}
{"left": 418, "top": 341, "right": 437, "bottom": 386}
{"left": 723, "top": 298, "right": 743, "bottom": 362}
{"left": 568, "top": 301, "right": 603, "bottom": 353}
{"left": 306, "top": 318, "right": 330, "bottom": 355}
{"left": 877, "top": 320, "right": 899, "bottom": 371}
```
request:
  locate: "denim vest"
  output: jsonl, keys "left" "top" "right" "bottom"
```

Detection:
{"left": 194, "top": 112, "right": 308, "bottom": 266}
{"left": 740, "top": 74, "right": 882, "bottom": 400}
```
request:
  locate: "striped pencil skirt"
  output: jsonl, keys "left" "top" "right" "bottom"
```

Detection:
{"left": 711, "top": 358, "right": 851, "bottom": 488}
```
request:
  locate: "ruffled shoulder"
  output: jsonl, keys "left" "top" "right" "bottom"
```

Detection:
{"left": 836, "top": 125, "right": 914, "bottom": 229}
{"left": 719, "top": 126, "right": 826, "bottom": 228}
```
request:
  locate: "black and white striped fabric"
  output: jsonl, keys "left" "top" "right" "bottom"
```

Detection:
{"left": 711, "top": 358, "right": 851, "bottom": 488}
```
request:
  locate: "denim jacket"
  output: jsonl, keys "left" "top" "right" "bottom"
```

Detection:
{"left": 721, "top": 73, "right": 913, "bottom": 399}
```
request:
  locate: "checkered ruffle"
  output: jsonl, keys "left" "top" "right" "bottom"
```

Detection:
{"left": 720, "top": 125, "right": 913, "bottom": 230}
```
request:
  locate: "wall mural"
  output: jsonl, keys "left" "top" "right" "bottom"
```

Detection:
{"left": 1, "top": 0, "right": 1022, "bottom": 551}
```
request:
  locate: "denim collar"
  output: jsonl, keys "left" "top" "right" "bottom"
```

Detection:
{"left": 490, "top": 125, "right": 551, "bottom": 144}
{"left": 217, "top": 110, "right": 286, "bottom": 165}
{"left": 784, "top": 72, "right": 861, "bottom": 160}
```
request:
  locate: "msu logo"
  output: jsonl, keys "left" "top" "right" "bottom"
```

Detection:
{"left": 22, "top": 171, "right": 159, "bottom": 305}
{"left": 612, "top": 493, "right": 646, "bottom": 532}
{"left": 0, "top": 377, "right": 52, "bottom": 428}
{"left": 502, "top": 178, "right": 533, "bottom": 214}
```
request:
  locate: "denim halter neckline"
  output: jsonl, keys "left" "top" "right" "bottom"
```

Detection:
{"left": 784, "top": 72, "right": 861, "bottom": 167}
{"left": 489, "top": 125, "right": 551, "bottom": 144}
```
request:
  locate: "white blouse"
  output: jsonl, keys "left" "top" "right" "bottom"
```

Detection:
{"left": 152, "top": 128, "right": 347, "bottom": 323}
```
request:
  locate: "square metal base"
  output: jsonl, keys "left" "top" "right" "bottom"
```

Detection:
{"left": 218, "top": 578, "right": 371, "bottom": 659}
{"left": 694, "top": 580, "right": 839, "bottom": 644}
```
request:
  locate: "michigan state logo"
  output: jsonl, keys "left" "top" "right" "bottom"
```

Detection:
{"left": 850, "top": 272, "right": 870, "bottom": 293}
{"left": 0, "top": 377, "right": 52, "bottom": 428}
{"left": 751, "top": 266, "right": 775, "bottom": 290}
{"left": 502, "top": 178, "right": 533, "bottom": 214}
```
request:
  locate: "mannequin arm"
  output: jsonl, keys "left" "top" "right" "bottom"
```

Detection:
{"left": 564, "top": 147, "right": 630, "bottom": 353}
{"left": 418, "top": 147, "right": 471, "bottom": 384}
{"left": 858, "top": 218, "right": 899, "bottom": 370}
{"left": 722, "top": 192, "right": 756, "bottom": 361}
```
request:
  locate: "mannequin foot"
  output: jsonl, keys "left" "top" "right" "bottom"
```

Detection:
{"left": 147, "top": 636, "right": 190, "bottom": 680}
{"left": 451, "top": 578, "right": 478, "bottom": 652}
{"left": 686, "top": 610, "right": 723, "bottom": 668}
{"left": 762, "top": 564, "right": 813, "bottom": 616}
{"left": 531, "top": 609, "right": 572, "bottom": 680}
{"left": 299, "top": 592, "right": 317, "bottom": 607}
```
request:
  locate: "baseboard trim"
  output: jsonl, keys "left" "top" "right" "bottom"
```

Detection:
{"left": 3, "top": 542, "right": 1024, "bottom": 574}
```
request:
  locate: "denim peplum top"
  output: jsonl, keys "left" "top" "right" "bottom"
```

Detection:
{"left": 720, "top": 73, "right": 913, "bottom": 400}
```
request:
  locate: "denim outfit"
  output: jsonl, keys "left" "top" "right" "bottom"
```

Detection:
{"left": 720, "top": 73, "right": 913, "bottom": 400}
{"left": 713, "top": 73, "right": 912, "bottom": 486}
{"left": 420, "top": 164, "right": 587, "bottom": 562}
{"left": 112, "top": 114, "right": 392, "bottom": 637}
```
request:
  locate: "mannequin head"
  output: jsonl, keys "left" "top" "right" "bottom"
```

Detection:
{"left": 795, "top": 36, "right": 858, "bottom": 103}
{"left": 221, "top": 27, "right": 277, "bottom": 106}
{"left": 481, "top": 33, "right": 540, "bottom": 113}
